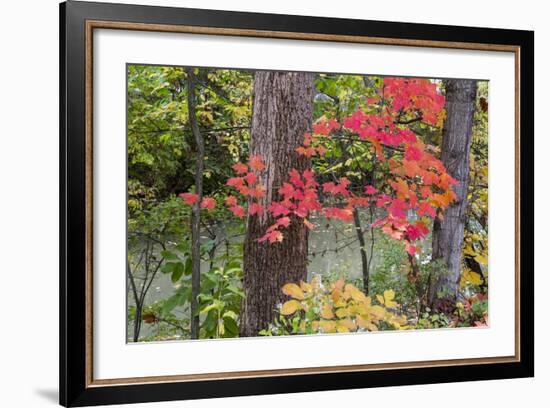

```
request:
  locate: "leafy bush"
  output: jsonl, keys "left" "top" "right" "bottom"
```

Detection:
{"left": 261, "top": 278, "right": 409, "bottom": 336}
{"left": 197, "top": 260, "right": 244, "bottom": 338}
{"left": 454, "top": 294, "right": 488, "bottom": 327}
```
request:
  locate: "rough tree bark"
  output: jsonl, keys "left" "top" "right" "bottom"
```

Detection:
{"left": 429, "top": 79, "right": 477, "bottom": 310}
{"left": 186, "top": 68, "right": 204, "bottom": 339}
{"left": 240, "top": 71, "right": 315, "bottom": 337}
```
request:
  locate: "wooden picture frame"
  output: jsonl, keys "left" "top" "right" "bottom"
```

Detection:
{"left": 60, "top": 1, "right": 534, "bottom": 406}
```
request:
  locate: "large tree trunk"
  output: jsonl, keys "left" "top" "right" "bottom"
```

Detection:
{"left": 240, "top": 71, "right": 315, "bottom": 337}
{"left": 429, "top": 79, "right": 477, "bottom": 311}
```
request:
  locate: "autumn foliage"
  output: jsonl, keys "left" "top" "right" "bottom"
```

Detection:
{"left": 127, "top": 63, "right": 489, "bottom": 342}
{"left": 180, "top": 77, "right": 456, "bottom": 254}
{"left": 262, "top": 277, "right": 408, "bottom": 335}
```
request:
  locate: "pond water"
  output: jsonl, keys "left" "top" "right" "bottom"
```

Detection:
{"left": 127, "top": 213, "right": 378, "bottom": 341}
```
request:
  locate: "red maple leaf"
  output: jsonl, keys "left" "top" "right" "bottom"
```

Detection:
{"left": 232, "top": 162, "right": 248, "bottom": 175}
{"left": 200, "top": 197, "right": 216, "bottom": 210}
{"left": 324, "top": 207, "right": 354, "bottom": 222}
{"left": 244, "top": 172, "right": 257, "bottom": 185}
{"left": 225, "top": 195, "right": 237, "bottom": 207}
{"left": 388, "top": 198, "right": 408, "bottom": 219}
{"left": 248, "top": 202, "right": 264, "bottom": 216}
{"left": 229, "top": 205, "right": 246, "bottom": 218}
{"left": 276, "top": 216, "right": 291, "bottom": 228}
{"left": 269, "top": 202, "right": 291, "bottom": 217}
{"left": 179, "top": 192, "right": 199, "bottom": 205}
{"left": 417, "top": 201, "right": 436, "bottom": 218}
{"left": 226, "top": 177, "right": 244, "bottom": 188}
{"left": 258, "top": 229, "right": 283, "bottom": 244}
{"left": 364, "top": 185, "right": 377, "bottom": 195}
{"left": 278, "top": 182, "right": 295, "bottom": 199}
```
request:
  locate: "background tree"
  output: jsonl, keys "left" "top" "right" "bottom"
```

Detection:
{"left": 186, "top": 68, "right": 204, "bottom": 339}
{"left": 429, "top": 79, "right": 478, "bottom": 310}
{"left": 461, "top": 82, "right": 489, "bottom": 290}
{"left": 240, "top": 71, "right": 315, "bottom": 337}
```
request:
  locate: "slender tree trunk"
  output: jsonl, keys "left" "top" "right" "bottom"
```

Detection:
{"left": 128, "top": 263, "right": 142, "bottom": 342}
{"left": 429, "top": 79, "right": 477, "bottom": 311}
{"left": 187, "top": 68, "right": 204, "bottom": 339}
{"left": 352, "top": 208, "right": 370, "bottom": 295}
{"left": 240, "top": 71, "right": 315, "bottom": 337}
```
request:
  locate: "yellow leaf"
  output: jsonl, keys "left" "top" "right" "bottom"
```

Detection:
{"left": 369, "top": 305, "right": 386, "bottom": 320}
{"left": 332, "top": 278, "right": 345, "bottom": 291}
{"left": 300, "top": 280, "right": 313, "bottom": 293}
{"left": 367, "top": 323, "right": 378, "bottom": 331}
{"left": 281, "top": 300, "right": 301, "bottom": 315}
{"left": 334, "top": 299, "right": 347, "bottom": 308}
{"left": 463, "top": 247, "right": 477, "bottom": 257}
{"left": 376, "top": 294, "right": 385, "bottom": 305}
{"left": 462, "top": 269, "right": 483, "bottom": 286}
{"left": 331, "top": 288, "right": 343, "bottom": 303}
{"left": 337, "top": 318, "right": 356, "bottom": 332}
{"left": 387, "top": 313, "right": 407, "bottom": 329}
{"left": 341, "top": 287, "right": 351, "bottom": 300}
{"left": 383, "top": 289, "right": 398, "bottom": 308}
{"left": 319, "top": 320, "right": 337, "bottom": 333}
{"left": 356, "top": 315, "right": 377, "bottom": 331}
{"left": 282, "top": 283, "right": 305, "bottom": 300}
{"left": 321, "top": 303, "right": 335, "bottom": 319}
{"left": 336, "top": 324, "right": 349, "bottom": 333}
{"left": 470, "top": 271, "right": 483, "bottom": 285}
{"left": 396, "top": 314, "right": 408, "bottom": 325}
{"left": 346, "top": 304, "right": 361, "bottom": 315}
{"left": 354, "top": 300, "right": 373, "bottom": 316}
{"left": 335, "top": 307, "right": 349, "bottom": 318}
{"left": 345, "top": 283, "right": 367, "bottom": 303}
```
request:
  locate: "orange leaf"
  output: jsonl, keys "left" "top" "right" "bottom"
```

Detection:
{"left": 249, "top": 155, "right": 266, "bottom": 171}
{"left": 281, "top": 300, "right": 301, "bottom": 315}
{"left": 282, "top": 283, "right": 305, "bottom": 300}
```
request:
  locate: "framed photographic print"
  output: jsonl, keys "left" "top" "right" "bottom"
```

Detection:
{"left": 59, "top": 0, "right": 534, "bottom": 406}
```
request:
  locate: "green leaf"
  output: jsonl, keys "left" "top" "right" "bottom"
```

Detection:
{"left": 224, "top": 267, "right": 242, "bottom": 277}
{"left": 160, "top": 250, "right": 178, "bottom": 260}
{"left": 223, "top": 315, "right": 239, "bottom": 335}
{"left": 161, "top": 262, "right": 176, "bottom": 274}
{"left": 201, "top": 300, "right": 225, "bottom": 315}
{"left": 184, "top": 258, "right": 192, "bottom": 275}
{"left": 171, "top": 262, "right": 184, "bottom": 283}
{"left": 197, "top": 293, "right": 214, "bottom": 303}
{"left": 176, "top": 240, "right": 190, "bottom": 253}
{"left": 161, "top": 295, "right": 180, "bottom": 316}
{"left": 223, "top": 310, "right": 239, "bottom": 321}
{"left": 225, "top": 285, "right": 245, "bottom": 298}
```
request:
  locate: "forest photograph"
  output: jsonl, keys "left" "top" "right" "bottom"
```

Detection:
{"left": 126, "top": 65, "right": 489, "bottom": 342}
